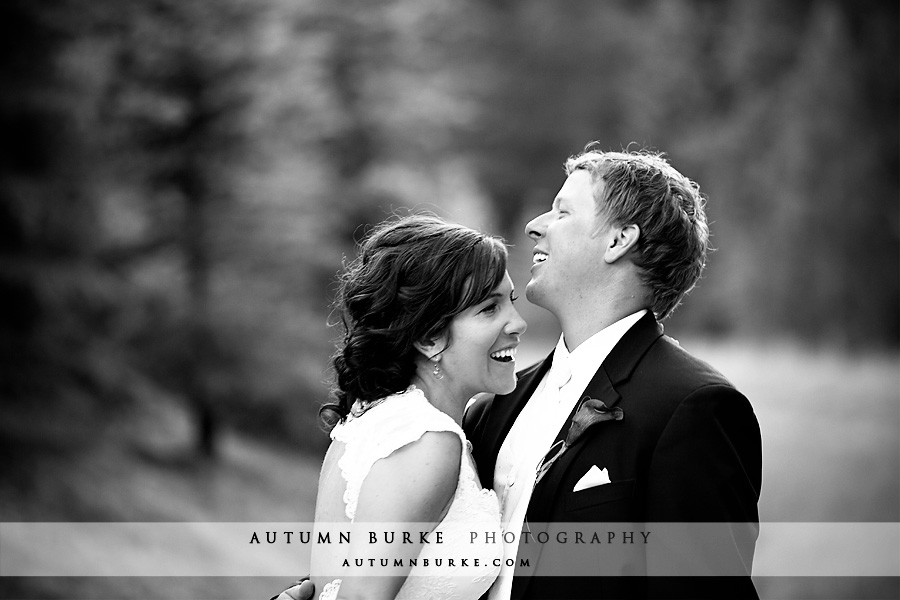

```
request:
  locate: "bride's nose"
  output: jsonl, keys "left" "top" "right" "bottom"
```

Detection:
{"left": 505, "top": 308, "right": 527, "bottom": 336}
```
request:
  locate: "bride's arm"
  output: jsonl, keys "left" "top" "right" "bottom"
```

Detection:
{"left": 336, "top": 430, "right": 461, "bottom": 600}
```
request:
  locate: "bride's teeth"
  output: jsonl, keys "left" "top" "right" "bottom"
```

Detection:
{"left": 532, "top": 252, "right": 548, "bottom": 264}
{"left": 490, "top": 347, "right": 517, "bottom": 362}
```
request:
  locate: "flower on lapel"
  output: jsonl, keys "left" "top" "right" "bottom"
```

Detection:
{"left": 534, "top": 397, "right": 623, "bottom": 487}
{"left": 565, "top": 397, "right": 624, "bottom": 447}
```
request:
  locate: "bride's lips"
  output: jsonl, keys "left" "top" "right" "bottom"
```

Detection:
{"left": 532, "top": 249, "right": 548, "bottom": 267}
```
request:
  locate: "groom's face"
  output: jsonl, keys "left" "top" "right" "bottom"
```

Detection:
{"left": 524, "top": 170, "right": 613, "bottom": 314}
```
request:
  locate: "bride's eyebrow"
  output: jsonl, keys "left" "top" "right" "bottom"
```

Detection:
{"left": 476, "top": 292, "right": 503, "bottom": 305}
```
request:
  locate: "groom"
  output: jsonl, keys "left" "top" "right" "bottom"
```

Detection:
{"left": 278, "top": 146, "right": 761, "bottom": 599}
{"left": 464, "top": 145, "right": 761, "bottom": 599}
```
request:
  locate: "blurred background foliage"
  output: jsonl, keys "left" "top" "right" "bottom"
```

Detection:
{"left": 1, "top": 1, "right": 897, "bottom": 598}
{"left": 1, "top": 0, "right": 897, "bottom": 500}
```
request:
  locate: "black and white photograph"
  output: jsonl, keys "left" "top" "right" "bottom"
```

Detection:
{"left": 1, "top": 1, "right": 897, "bottom": 599}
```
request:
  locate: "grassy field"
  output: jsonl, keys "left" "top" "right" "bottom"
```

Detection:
{"left": 684, "top": 339, "right": 899, "bottom": 600}
{"left": 1, "top": 340, "right": 897, "bottom": 599}
{"left": 684, "top": 338, "right": 899, "bottom": 523}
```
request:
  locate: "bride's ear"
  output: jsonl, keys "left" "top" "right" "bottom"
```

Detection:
{"left": 413, "top": 333, "right": 447, "bottom": 361}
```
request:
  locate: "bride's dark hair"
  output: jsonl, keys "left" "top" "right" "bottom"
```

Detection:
{"left": 320, "top": 214, "right": 508, "bottom": 431}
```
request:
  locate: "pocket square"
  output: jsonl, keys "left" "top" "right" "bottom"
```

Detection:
{"left": 573, "top": 466, "right": 611, "bottom": 492}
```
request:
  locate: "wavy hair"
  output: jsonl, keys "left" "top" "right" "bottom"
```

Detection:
{"left": 320, "top": 215, "right": 507, "bottom": 431}
{"left": 565, "top": 144, "right": 710, "bottom": 319}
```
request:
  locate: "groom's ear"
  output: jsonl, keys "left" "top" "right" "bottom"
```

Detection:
{"left": 604, "top": 223, "right": 640, "bottom": 264}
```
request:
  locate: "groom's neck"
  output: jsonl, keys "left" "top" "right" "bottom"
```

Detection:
{"left": 558, "top": 297, "right": 649, "bottom": 351}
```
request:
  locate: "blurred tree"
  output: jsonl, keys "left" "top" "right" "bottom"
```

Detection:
{"left": 654, "top": 0, "right": 899, "bottom": 346}
{"left": 2, "top": 0, "right": 896, "bottom": 474}
{"left": 0, "top": 0, "right": 126, "bottom": 419}
{"left": 455, "top": 0, "right": 898, "bottom": 347}
{"left": 102, "top": 0, "right": 272, "bottom": 458}
{"left": 287, "top": 0, "right": 501, "bottom": 235}
{"left": 451, "top": 0, "right": 638, "bottom": 238}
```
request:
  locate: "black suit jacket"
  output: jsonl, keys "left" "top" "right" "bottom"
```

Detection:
{"left": 464, "top": 312, "right": 762, "bottom": 599}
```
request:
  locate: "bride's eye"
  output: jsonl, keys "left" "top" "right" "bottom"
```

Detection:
{"left": 479, "top": 303, "right": 498, "bottom": 315}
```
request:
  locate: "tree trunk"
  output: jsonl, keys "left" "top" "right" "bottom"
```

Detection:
{"left": 183, "top": 168, "right": 216, "bottom": 460}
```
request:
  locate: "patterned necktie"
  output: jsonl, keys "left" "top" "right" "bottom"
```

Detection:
{"left": 534, "top": 438, "right": 566, "bottom": 487}
{"left": 533, "top": 353, "right": 572, "bottom": 485}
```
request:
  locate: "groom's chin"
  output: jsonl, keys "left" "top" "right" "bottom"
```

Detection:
{"left": 524, "top": 282, "right": 548, "bottom": 309}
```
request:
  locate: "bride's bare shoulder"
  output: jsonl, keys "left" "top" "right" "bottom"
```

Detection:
{"left": 354, "top": 430, "right": 462, "bottom": 523}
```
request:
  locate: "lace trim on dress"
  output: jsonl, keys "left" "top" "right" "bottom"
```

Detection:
{"left": 329, "top": 386, "right": 464, "bottom": 521}
{"left": 323, "top": 386, "right": 503, "bottom": 600}
{"left": 317, "top": 578, "right": 341, "bottom": 600}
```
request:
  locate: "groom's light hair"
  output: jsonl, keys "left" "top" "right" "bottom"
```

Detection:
{"left": 565, "top": 144, "right": 710, "bottom": 320}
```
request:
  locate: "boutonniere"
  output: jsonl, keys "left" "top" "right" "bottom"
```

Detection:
{"left": 534, "top": 397, "right": 623, "bottom": 486}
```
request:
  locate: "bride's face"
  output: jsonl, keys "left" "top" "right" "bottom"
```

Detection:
{"left": 437, "top": 272, "right": 527, "bottom": 399}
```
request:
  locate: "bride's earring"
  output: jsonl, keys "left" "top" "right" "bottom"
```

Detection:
{"left": 431, "top": 360, "right": 444, "bottom": 380}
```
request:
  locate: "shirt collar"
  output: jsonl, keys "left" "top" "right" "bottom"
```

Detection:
{"left": 553, "top": 309, "right": 648, "bottom": 381}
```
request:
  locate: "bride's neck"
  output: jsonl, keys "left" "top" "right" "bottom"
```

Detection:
{"left": 411, "top": 374, "right": 466, "bottom": 425}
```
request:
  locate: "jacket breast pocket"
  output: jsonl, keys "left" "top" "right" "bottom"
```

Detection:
{"left": 566, "top": 478, "right": 636, "bottom": 512}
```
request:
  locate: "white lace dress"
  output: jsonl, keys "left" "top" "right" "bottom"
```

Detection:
{"left": 318, "top": 387, "right": 503, "bottom": 600}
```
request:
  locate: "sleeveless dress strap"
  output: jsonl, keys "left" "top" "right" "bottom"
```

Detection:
{"left": 329, "top": 387, "right": 464, "bottom": 521}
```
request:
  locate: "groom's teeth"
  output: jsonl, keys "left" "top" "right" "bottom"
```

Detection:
{"left": 490, "top": 347, "right": 517, "bottom": 362}
{"left": 533, "top": 252, "right": 548, "bottom": 264}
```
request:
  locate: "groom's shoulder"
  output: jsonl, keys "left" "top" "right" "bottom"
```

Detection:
{"left": 634, "top": 336, "right": 759, "bottom": 440}
{"left": 641, "top": 333, "right": 738, "bottom": 392}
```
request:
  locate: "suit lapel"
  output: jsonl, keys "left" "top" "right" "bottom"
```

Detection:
{"left": 528, "top": 312, "right": 664, "bottom": 506}
{"left": 515, "top": 313, "right": 664, "bottom": 598}
{"left": 563, "top": 311, "right": 662, "bottom": 453}
{"left": 564, "top": 311, "right": 664, "bottom": 419}
{"left": 549, "top": 311, "right": 663, "bottom": 449}
{"left": 473, "top": 353, "right": 552, "bottom": 489}
{"left": 600, "top": 310, "right": 664, "bottom": 389}
{"left": 524, "top": 363, "right": 622, "bottom": 517}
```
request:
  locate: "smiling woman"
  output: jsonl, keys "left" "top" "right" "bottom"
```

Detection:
{"left": 424, "top": 272, "right": 524, "bottom": 414}
{"left": 321, "top": 214, "right": 526, "bottom": 428}
{"left": 308, "top": 214, "right": 526, "bottom": 600}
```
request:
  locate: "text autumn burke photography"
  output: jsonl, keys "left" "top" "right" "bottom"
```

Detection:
{"left": 247, "top": 528, "right": 653, "bottom": 546}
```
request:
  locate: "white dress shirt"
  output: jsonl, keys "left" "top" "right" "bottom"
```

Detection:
{"left": 488, "top": 309, "right": 647, "bottom": 600}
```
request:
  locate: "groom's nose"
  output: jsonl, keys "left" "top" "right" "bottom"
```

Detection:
{"left": 526, "top": 211, "right": 551, "bottom": 240}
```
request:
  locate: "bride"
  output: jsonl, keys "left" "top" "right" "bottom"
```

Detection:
{"left": 309, "top": 215, "right": 526, "bottom": 600}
